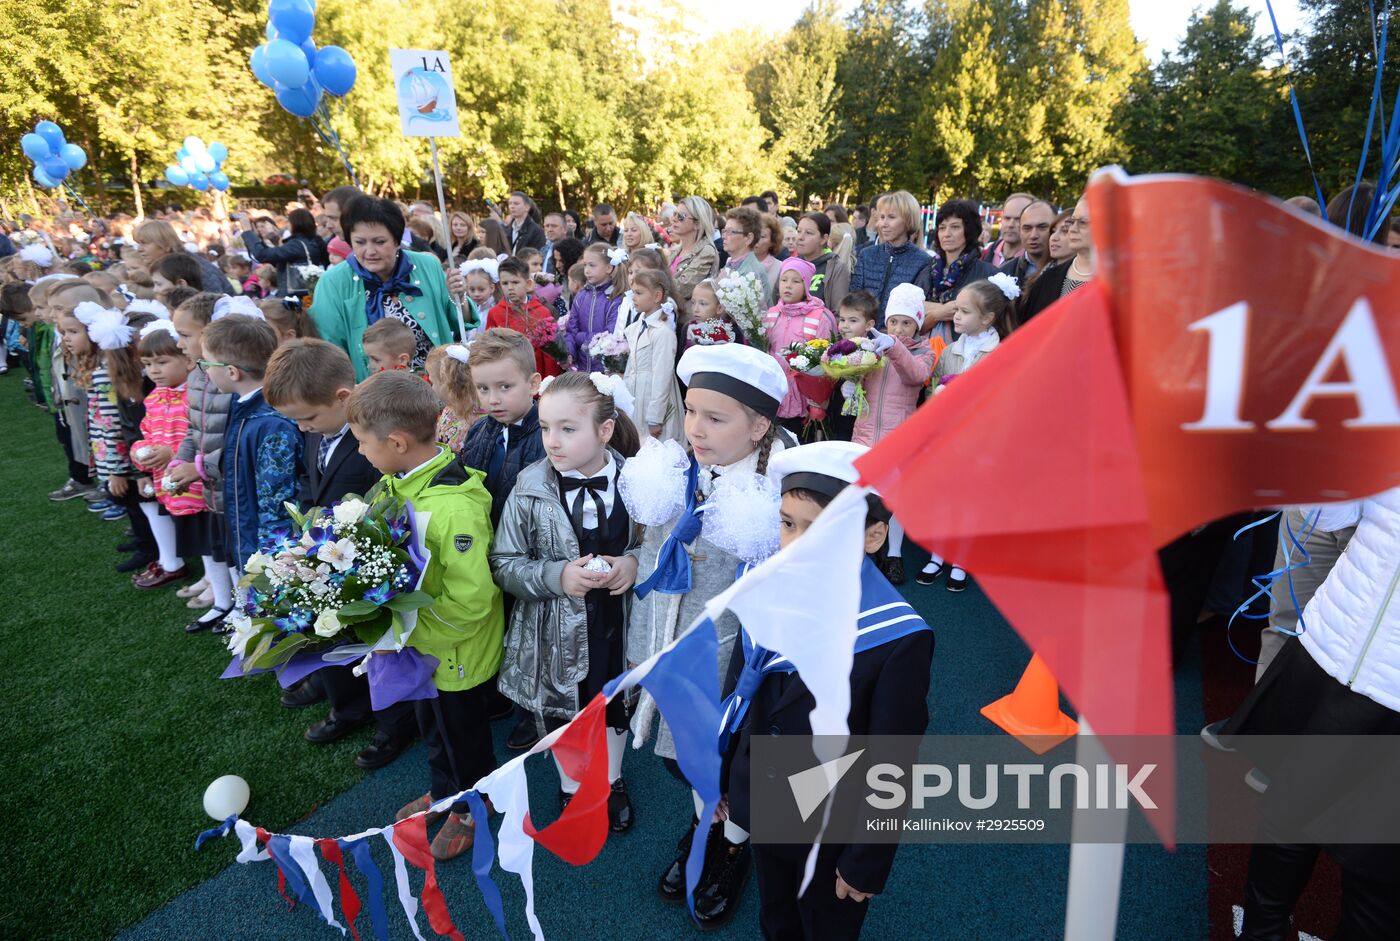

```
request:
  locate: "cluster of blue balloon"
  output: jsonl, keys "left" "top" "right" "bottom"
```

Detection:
{"left": 248, "top": 0, "right": 357, "bottom": 119}
{"left": 164, "top": 138, "right": 231, "bottom": 192}
{"left": 20, "top": 121, "right": 87, "bottom": 190}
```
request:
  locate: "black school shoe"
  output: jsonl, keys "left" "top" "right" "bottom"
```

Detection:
{"left": 116, "top": 553, "right": 155, "bottom": 574}
{"left": 883, "top": 557, "right": 906, "bottom": 585}
{"left": 305, "top": 713, "right": 370, "bottom": 744}
{"left": 608, "top": 779, "right": 634, "bottom": 832}
{"left": 506, "top": 712, "right": 540, "bottom": 750}
{"left": 185, "top": 606, "right": 232, "bottom": 633}
{"left": 356, "top": 731, "right": 412, "bottom": 770}
{"left": 693, "top": 836, "right": 751, "bottom": 929}
{"left": 947, "top": 569, "right": 969, "bottom": 593}
{"left": 280, "top": 676, "right": 327, "bottom": 709}
{"left": 916, "top": 560, "right": 944, "bottom": 586}
{"left": 658, "top": 816, "right": 704, "bottom": 903}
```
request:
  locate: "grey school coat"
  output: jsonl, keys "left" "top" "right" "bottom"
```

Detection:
{"left": 628, "top": 440, "right": 790, "bottom": 759}
{"left": 489, "top": 452, "right": 642, "bottom": 722}
{"left": 174, "top": 364, "right": 233, "bottom": 513}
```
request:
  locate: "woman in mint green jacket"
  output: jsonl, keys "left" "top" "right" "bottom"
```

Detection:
{"left": 309, "top": 196, "right": 474, "bottom": 380}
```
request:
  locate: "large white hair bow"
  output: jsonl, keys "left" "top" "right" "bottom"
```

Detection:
{"left": 139, "top": 318, "right": 181, "bottom": 342}
{"left": 444, "top": 343, "right": 471, "bottom": 364}
{"left": 588, "top": 371, "right": 636, "bottom": 420}
{"left": 987, "top": 271, "right": 1022, "bottom": 301}
{"left": 73, "top": 302, "right": 134, "bottom": 350}
{"left": 459, "top": 258, "right": 500, "bottom": 283}
{"left": 125, "top": 298, "right": 171, "bottom": 318}
{"left": 212, "top": 295, "right": 265, "bottom": 321}
{"left": 19, "top": 244, "right": 54, "bottom": 267}
{"left": 606, "top": 246, "right": 629, "bottom": 267}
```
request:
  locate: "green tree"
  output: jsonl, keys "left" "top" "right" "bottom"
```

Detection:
{"left": 1117, "top": 1, "right": 1283, "bottom": 190}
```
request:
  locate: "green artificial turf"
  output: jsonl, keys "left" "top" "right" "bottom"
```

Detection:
{"left": 0, "top": 376, "right": 372, "bottom": 940}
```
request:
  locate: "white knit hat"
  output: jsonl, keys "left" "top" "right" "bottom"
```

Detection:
{"left": 885, "top": 282, "right": 926, "bottom": 328}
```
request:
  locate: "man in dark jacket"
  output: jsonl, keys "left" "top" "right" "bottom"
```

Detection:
{"left": 999, "top": 199, "right": 1055, "bottom": 290}
{"left": 583, "top": 204, "right": 621, "bottom": 247}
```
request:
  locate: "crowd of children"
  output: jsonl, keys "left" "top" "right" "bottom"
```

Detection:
{"left": 0, "top": 187, "right": 1034, "bottom": 939}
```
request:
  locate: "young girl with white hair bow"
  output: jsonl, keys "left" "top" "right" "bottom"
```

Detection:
{"left": 488, "top": 370, "right": 643, "bottom": 830}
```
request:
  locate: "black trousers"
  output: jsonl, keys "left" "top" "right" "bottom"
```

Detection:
{"left": 1242, "top": 840, "right": 1400, "bottom": 940}
{"left": 753, "top": 843, "right": 871, "bottom": 941}
{"left": 112, "top": 482, "right": 157, "bottom": 558}
{"left": 55, "top": 413, "right": 91, "bottom": 484}
{"left": 317, "top": 666, "right": 416, "bottom": 740}
{"left": 416, "top": 681, "right": 496, "bottom": 812}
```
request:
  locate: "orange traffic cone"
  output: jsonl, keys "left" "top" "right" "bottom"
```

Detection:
{"left": 980, "top": 654, "right": 1078, "bottom": 754}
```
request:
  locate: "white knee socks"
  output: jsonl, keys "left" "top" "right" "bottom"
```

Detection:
{"left": 557, "top": 726, "right": 629, "bottom": 794}
{"left": 195, "top": 557, "right": 235, "bottom": 624}
{"left": 888, "top": 518, "right": 905, "bottom": 556}
{"left": 139, "top": 503, "right": 182, "bottom": 571}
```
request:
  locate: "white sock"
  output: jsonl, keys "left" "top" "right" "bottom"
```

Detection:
{"left": 140, "top": 503, "right": 182, "bottom": 570}
{"left": 606, "top": 727, "right": 627, "bottom": 784}
{"left": 950, "top": 565, "right": 967, "bottom": 580}
{"left": 204, "top": 557, "right": 233, "bottom": 610}
{"left": 887, "top": 518, "right": 905, "bottom": 556}
{"left": 554, "top": 752, "right": 580, "bottom": 795}
{"left": 922, "top": 552, "right": 944, "bottom": 574}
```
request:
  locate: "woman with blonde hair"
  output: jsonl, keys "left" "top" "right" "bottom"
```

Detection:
{"left": 831, "top": 221, "right": 856, "bottom": 271}
{"left": 665, "top": 196, "right": 720, "bottom": 313}
{"left": 132, "top": 219, "right": 232, "bottom": 295}
{"left": 622, "top": 212, "right": 657, "bottom": 253}
{"left": 448, "top": 210, "right": 480, "bottom": 259}
{"left": 847, "top": 190, "right": 931, "bottom": 316}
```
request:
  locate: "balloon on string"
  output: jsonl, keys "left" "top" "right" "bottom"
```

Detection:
{"left": 60, "top": 143, "right": 87, "bottom": 171}
{"left": 299, "top": 38, "right": 317, "bottom": 69}
{"left": 190, "top": 174, "right": 210, "bottom": 192}
{"left": 184, "top": 136, "right": 206, "bottom": 154}
{"left": 195, "top": 152, "right": 216, "bottom": 173}
{"left": 250, "top": 44, "right": 276, "bottom": 88}
{"left": 33, "top": 166, "right": 58, "bottom": 189}
{"left": 275, "top": 79, "right": 321, "bottom": 118}
{"left": 21, "top": 133, "right": 51, "bottom": 161}
{"left": 181, "top": 155, "right": 198, "bottom": 174}
{"left": 313, "top": 45, "right": 357, "bottom": 97}
{"left": 265, "top": 38, "right": 310, "bottom": 87}
{"left": 268, "top": 0, "right": 315, "bottom": 46}
{"left": 42, "top": 155, "right": 70, "bottom": 181}
{"left": 264, "top": 20, "right": 279, "bottom": 41}
{"left": 166, "top": 166, "right": 189, "bottom": 186}
{"left": 34, "top": 121, "right": 65, "bottom": 151}
{"left": 208, "top": 141, "right": 229, "bottom": 164}
{"left": 209, "top": 171, "right": 230, "bottom": 192}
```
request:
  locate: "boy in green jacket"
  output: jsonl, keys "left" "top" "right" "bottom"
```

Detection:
{"left": 347, "top": 370, "right": 505, "bottom": 861}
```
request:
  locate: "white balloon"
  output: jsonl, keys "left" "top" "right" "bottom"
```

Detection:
{"left": 202, "top": 774, "right": 251, "bottom": 820}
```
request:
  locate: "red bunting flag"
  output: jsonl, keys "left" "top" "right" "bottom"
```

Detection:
{"left": 524, "top": 693, "right": 612, "bottom": 865}
{"left": 316, "top": 838, "right": 362, "bottom": 941}
{"left": 391, "top": 815, "right": 465, "bottom": 941}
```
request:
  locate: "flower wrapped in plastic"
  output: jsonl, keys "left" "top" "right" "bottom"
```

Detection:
{"left": 714, "top": 272, "right": 768, "bottom": 350}
{"left": 224, "top": 490, "right": 432, "bottom": 680}
{"left": 686, "top": 320, "right": 737, "bottom": 347}
{"left": 618, "top": 436, "right": 692, "bottom": 525}
{"left": 526, "top": 311, "right": 570, "bottom": 370}
{"left": 587, "top": 331, "right": 630, "bottom": 374}
{"left": 821, "top": 337, "right": 886, "bottom": 417}
{"left": 781, "top": 336, "right": 831, "bottom": 377}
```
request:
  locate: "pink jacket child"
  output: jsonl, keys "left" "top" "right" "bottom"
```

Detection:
{"left": 132, "top": 384, "right": 206, "bottom": 516}
{"left": 854, "top": 283, "right": 937, "bottom": 444}
{"left": 763, "top": 256, "right": 836, "bottom": 422}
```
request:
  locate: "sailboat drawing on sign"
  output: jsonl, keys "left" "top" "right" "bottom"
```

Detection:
{"left": 409, "top": 72, "right": 438, "bottom": 114}
{"left": 396, "top": 66, "right": 455, "bottom": 130}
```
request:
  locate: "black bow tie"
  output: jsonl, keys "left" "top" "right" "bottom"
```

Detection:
{"left": 559, "top": 474, "right": 609, "bottom": 533}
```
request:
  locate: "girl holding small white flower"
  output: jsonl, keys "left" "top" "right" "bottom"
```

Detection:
{"left": 916, "top": 275, "right": 1019, "bottom": 591}
{"left": 489, "top": 371, "right": 643, "bottom": 830}
{"left": 564, "top": 243, "right": 626, "bottom": 370}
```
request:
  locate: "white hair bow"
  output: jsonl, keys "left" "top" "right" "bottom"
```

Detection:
{"left": 73, "top": 302, "right": 134, "bottom": 350}
{"left": 589, "top": 372, "right": 636, "bottom": 420}
{"left": 459, "top": 258, "right": 500, "bottom": 283}
{"left": 445, "top": 344, "right": 471, "bottom": 365}
{"left": 19, "top": 244, "right": 54, "bottom": 267}
{"left": 125, "top": 298, "right": 171, "bottom": 318}
{"left": 139, "top": 318, "right": 181, "bottom": 342}
{"left": 606, "top": 246, "right": 629, "bottom": 266}
{"left": 988, "top": 271, "right": 1022, "bottom": 301}
{"left": 211, "top": 295, "right": 265, "bottom": 321}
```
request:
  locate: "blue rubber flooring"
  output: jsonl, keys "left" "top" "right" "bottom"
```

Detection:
{"left": 118, "top": 564, "right": 1207, "bottom": 940}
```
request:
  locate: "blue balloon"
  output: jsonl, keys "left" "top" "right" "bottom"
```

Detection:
{"left": 300, "top": 38, "right": 317, "bottom": 69}
{"left": 166, "top": 166, "right": 189, "bottom": 186}
{"left": 265, "top": 38, "right": 310, "bottom": 88}
{"left": 275, "top": 80, "right": 321, "bottom": 118}
{"left": 42, "top": 155, "right": 70, "bottom": 181}
{"left": 34, "top": 121, "right": 65, "bottom": 151}
{"left": 209, "top": 171, "right": 230, "bottom": 192}
{"left": 190, "top": 174, "right": 210, "bottom": 191}
{"left": 208, "top": 141, "right": 229, "bottom": 163}
{"left": 269, "top": 0, "right": 314, "bottom": 46}
{"left": 33, "top": 166, "right": 58, "bottom": 189}
{"left": 265, "top": 20, "right": 278, "bottom": 41}
{"left": 59, "top": 143, "right": 87, "bottom": 171}
{"left": 21, "top": 133, "right": 51, "bottom": 161}
{"left": 313, "top": 45, "right": 357, "bottom": 97}
{"left": 250, "top": 44, "right": 276, "bottom": 88}
{"left": 194, "top": 152, "right": 216, "bottom": 173}
{"left": 176, "top": 146, "right": 190, "bottom": 161}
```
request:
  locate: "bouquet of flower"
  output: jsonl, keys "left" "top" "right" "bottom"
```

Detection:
{"left": 782, "top": 337, "right": 831, "bottom": 377}
{"left": 714, "top": 272, "right": 767, "bottom": 350}
{"left": 225, "top": 491, "right": 432, "bottom": 672}
{"left": 821, "top": 337, "right": 886, "bottom": 417}
{"left": 587, "top": 331, "right": 630, "bottom": 374}
{"left": 294, "top": 263, "right": 325, "bottom": 302}
{"left": 526, "top": 312, "right": 570, "bottom": 370}
{"left": 686, "top": 320, "right": 737, "bottom": 347}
